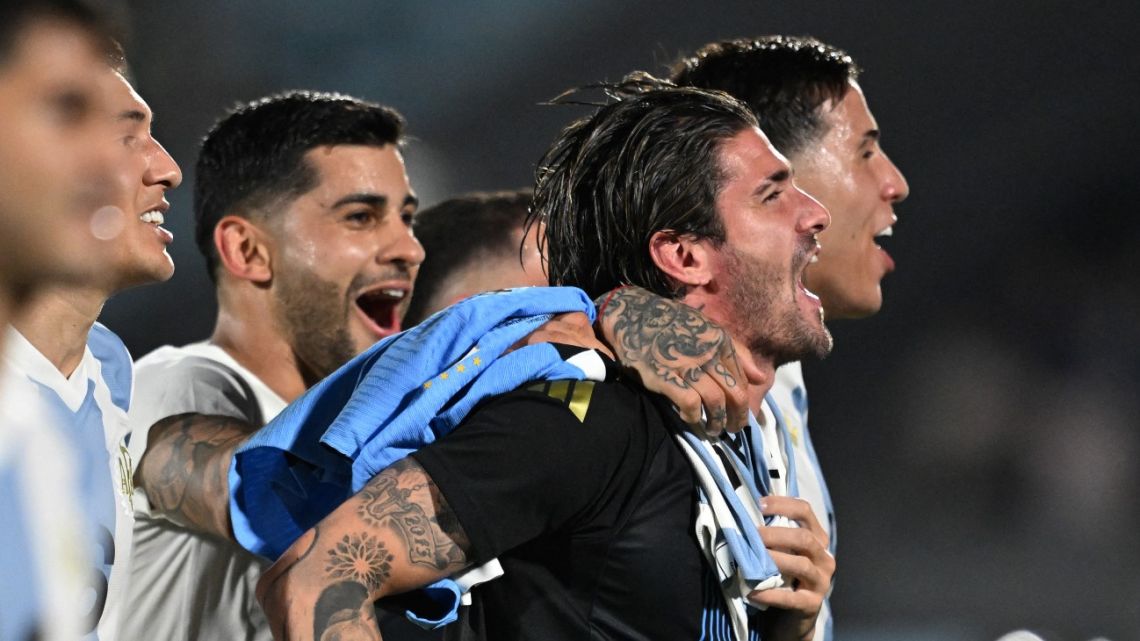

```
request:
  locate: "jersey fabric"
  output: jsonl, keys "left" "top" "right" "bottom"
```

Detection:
{"left": 413, "top": 377, "right": 763, "bottom": 641}
{"left": 3, "top": 324, "right": 136, "bottom": 640}
{"left": 0, "top": 366, "right": 94, "bottom": 641}
{"left": 121, "top": 341, "right": 284, "bottom": 641}
{"left": 770, "top": 362, "right": 834, "bottom": 641}
{"left": 124, "top": 341, "right": 445, "bottom": 641}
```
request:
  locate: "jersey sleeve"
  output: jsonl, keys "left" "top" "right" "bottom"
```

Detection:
{"left": 412, "top": 380, "right": 651, "bottom": 564}
{"left": 126, "top": 355, "right": 265, "bottom": 479}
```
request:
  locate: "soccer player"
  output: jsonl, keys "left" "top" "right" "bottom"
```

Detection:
{"left": 403, "top": 189, "right": 547, "bottom": 326}
{"left": 122, "top": 91, "right": 427, "bottom": 641}
{"left": 672, "top": 36, "right": 910, "bottom": 640}
{"left": 258, "top": 78, "right": 835, "bottom": 641}
{"left": 5, "top": 58, "right": 182, "bottom": 640}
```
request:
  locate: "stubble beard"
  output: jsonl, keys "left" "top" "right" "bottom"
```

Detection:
{"left": 274, "top": 264, "right": 357, "bottom": 386}
{"left": 722, "top": 245, "right": 833, "bottom": 367}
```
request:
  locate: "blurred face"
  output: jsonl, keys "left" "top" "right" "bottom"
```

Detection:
{"left": 0, "top": 20, "right": 114, "bottom": 290}
{"left": 271, "top": 144, "right": 424, "bottom": 380}
{"left": 708, "top": 127, "right": 833, "bottom": 364}
{"left": 91, "top": 70, "right": 182, "bottom": 290}
{"left": 796, "top": 81, "right": 909, "bottom": 319}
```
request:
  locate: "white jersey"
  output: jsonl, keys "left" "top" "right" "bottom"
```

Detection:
{"left": 123, "top": 342, "right": 285, "bottom": 641}
{"left": 3, "top": 325, "right": 136, "bottom": 640}
{"left": 770, "top": 361, "right": 835, "bottom": 641}
{"left": 0, "top": 366, "right": 94, "bottom": 641}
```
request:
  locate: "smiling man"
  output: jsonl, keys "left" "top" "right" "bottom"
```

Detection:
{"left": 5, "top": 56, "right": 182, "bottom": 640}
{"left": 673, "top": 35, "right": 911, "bottom": 640}
{"left": 122, "top": 91, "right": 424, "bottom": 641}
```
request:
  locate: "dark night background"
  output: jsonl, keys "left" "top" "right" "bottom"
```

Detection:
{"left": 101, "top": 2, "right": 1140, "bottom": 639}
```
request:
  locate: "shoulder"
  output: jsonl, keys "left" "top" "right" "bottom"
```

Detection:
{"left": 129, "top": 345, "right": 265, "bottom": 427}
{"left": 87, "top": 323, "right": 133, "bottom": 412}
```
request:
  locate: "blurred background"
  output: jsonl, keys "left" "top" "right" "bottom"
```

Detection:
{"left": 104, "top": 1, "right": 1139, "bottom": 639}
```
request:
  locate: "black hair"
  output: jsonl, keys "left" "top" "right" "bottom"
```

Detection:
{"left": 529, "top": 73, "right": 757, "bottom": 299}
{"left": 193, "top": 90, "right": 406, "bottom": 282}
{"left": 403, "top": 189, "right": 533, "bottom": 326}
{"left": 671, "top": 35, "right": 859, "bottom": 157}
{"left": 0, "top": 0, "right": 124, "bottom": 66}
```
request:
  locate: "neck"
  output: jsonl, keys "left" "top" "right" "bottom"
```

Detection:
{"left": 680, "top": 291, "right": 777, "bottom": 416}
{"left": 11, "top": 285, "right": 107, "bottom": 377}
{"left": 210, "top": 283, "right": 308, "bottom": 403}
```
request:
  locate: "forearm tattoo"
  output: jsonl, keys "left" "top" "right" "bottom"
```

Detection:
{"left": 597, "top": 286, "right": 741, "bottom": 391}
{"left": 355, "top": 458, "right": 469, "bottom": 571}
{"left": 135, "top": 413, "right": 255, "bottom": 538}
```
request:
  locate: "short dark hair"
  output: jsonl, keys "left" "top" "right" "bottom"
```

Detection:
{"left": 193, "top": 90, "right": 406, "bottom": 282}
{"left": 403, "top": 189, "right": 533, "bottom": 326}
{"left": 0, "top": 0, "right": 123, "bottom": 66}
{"left": 671, "top": 35, "right": 859, "bottom": 157}
{"left": 530, "top": 73, "right": 757, "bottom": 299}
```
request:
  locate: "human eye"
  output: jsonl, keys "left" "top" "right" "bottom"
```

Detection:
{"left": 763, "top": 189, "right": 783, "bottom": 204}
{"left": 344, "top": 210, "right": 376, "bottom": 226}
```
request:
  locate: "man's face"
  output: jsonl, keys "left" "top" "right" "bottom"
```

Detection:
{"left": 271, "top": 144, "right": 423, "bottom": 380}
{"left": 708, "top": 126, "right": 833, "bottom": 365}
{"left": 0, "top": 20, "right": 113, "bottom": 289}
{"left": 795, "top": 80, "right": 909, "bottom": 319}
{"left": 91, "top": 70, "right": 182, "bottom": 290}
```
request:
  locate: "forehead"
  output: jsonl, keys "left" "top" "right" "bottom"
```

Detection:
{"left": 1, "top": 19, "right": 102, "bottom": 92}
{"left": 100, "top": 70, "right": 150, "bottom": 120}
{"left": 717, "top": 126, "right": 790, "bottom": 182}
{"left": 302, "top": 144, "right": 410, "bottom": 195}
{"left": 818, "top": 81, "right": 878, "bottom": 141}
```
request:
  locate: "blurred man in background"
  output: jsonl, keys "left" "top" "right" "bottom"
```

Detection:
{"left": 6, "top": 55, "right": 183, "bottom": 639}
{"left": 403, "top": 189, "right": 546, "bottom": 327}
{"left": 0, "top": 1, "right": 126, "bottom": 639}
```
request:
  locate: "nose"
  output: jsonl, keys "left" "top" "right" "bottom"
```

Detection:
{"left": 145, "top": 139, "right": 183, "bottom": 190}
{"left": 880, "top": 153, "right": 909, "bottom": 204}
{"left": 381, "top": 221, "right": 426, "bottom": 272}
{"left": 796, "top": 188, "right": 831, "bottom": 235}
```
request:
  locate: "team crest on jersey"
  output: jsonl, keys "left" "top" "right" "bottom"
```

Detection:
{"left": 116, "top": 442, "right": 134, "bottom": 514}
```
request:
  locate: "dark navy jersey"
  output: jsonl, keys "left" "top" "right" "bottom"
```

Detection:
{"left": 414, "top": 377, "right": 761, "bottom": 641}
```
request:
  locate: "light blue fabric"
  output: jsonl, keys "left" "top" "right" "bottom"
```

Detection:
{"left": 681, "top": 397, "right": 796, "bottom": 604}
{"left": 229, "top": 286, "right": 595, "bottom": 561}
{"left": 789, "top": 383, "right": 834, "bottom": 641}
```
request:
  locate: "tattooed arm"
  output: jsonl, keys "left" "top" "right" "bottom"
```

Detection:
{"left": 134, "top": 413, "right": 256, "bottom": 540}
{"left": 257, "top": 457, "right": 470, "bottom": 641}
{"left": 594, "top": 286, "right": 753, "bottom": 436}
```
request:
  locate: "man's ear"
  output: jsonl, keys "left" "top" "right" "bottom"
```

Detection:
{"left": 648, "top": 229, "right": 714, "bottom": 290}
{"left": 214, "top": 215, "right": 273, "bottom": 284}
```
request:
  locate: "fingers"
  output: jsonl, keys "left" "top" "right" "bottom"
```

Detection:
{"left": 701, "top": 337, "right": 749, "bottom": 432}
{"left": 682, "top": 371, "right": 728, "bottom": 436}
{"left": 760, "top": 496, "right": 828, "bottom": 548}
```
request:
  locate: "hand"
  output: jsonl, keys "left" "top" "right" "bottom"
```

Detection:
{"left": 508, "top": 311, "right": 616, "bottom": 360}
{"left": 593, "top": 286, "right": 751, "bottom": 436}
{"left": 257, "top": 529, "right": 384, "bottom": 641}
{"left": 749, "top": 496, "right": 835, "bottom": 641}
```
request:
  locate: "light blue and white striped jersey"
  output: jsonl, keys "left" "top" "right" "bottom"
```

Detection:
{"left": 0, "top": 366, "right": 94, "bottom": 641}
{"left": 770, "top": 361, "right": 835, "bottom": 641}
{"left": 4, "top": 324, "right": 136, "bottom": 640}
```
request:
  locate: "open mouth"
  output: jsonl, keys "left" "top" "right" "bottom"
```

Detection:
{"left": 874, "top": 223, "right": 893, "bottom": 249}
{"left": 139, "top": 209, "right": 165, "bottom": 225}
{"left": 354, "top": 287, "right": 408, "bottom": 337}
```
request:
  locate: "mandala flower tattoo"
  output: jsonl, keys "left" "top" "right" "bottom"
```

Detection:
{"left": 325, "top": 533, "right": 393, "bottom": 591}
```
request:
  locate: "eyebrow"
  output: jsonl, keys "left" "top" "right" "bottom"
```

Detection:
{"left": 753, "top": 167, "right": 791, "bottom": 194}
{"left": 859, "top": 129, "right": 881, "bottom": 147}
{"left": 331, "top": 192, "right": 420, "bottom": 210}
{"left": 116, "top": 108, "right": 149, "bottom": 124}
